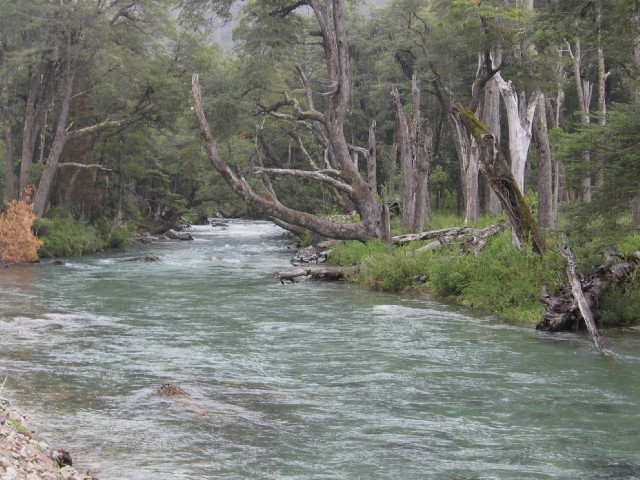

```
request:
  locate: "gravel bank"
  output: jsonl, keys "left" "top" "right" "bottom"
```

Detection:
{"left": 0, "top": 397, "right": 98, "bottom": 480}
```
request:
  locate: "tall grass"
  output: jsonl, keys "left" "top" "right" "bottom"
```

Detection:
{"left": 329, "top": 229, "right": 565, "bottom": 325}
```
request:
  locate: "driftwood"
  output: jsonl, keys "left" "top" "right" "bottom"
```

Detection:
{"left": 393, "top": 223, "right": 507, "bottom": 255}
{"left": 273, "top": 265, "right": 358, "bottom": 283}
{"left": 562, "top": 240, "right": 606, "bottom": 353}
{"left": 537, "top": 240, "right": 639, "bottom": 353}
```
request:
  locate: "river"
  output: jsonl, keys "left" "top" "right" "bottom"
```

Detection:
{"left": 1, "top": 220, "right": 639, "bottom": 479}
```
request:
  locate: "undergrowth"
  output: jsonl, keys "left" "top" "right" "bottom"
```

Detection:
{"left": 35, "top": 216, "right": 131, "bottom": 258}
{"left": 328, "top": 229, "right": 565, "bottom": 325}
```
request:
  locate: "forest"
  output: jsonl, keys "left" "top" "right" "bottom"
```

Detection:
{"left": 0, "top": 0, "right": 639, "bottom": 335}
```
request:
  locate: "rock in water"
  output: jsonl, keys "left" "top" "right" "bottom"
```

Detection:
{"left": 124, "top": 255, "right": 160, "bottom": 262}
{"left": 154, "top": 384, "right": 189, "bottom": 397}
{"left": 51, "top": 449, "right": 73, "bottom": 467}
{"left": 291, "top": 246, "right": 326, "bottom": 265}
{"left": 165, "top": 230, "right": 194, "bottom": 241}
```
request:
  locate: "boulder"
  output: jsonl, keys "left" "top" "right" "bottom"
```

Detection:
{"left": 165, "top": 229, "right": 193, "bottom": 241}
{"left": 291, "top": 245, "right": 326, "bottom": 265}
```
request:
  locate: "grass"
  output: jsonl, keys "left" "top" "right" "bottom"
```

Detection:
{"left": 327, "top": 213, "right": 640, "bottom": 327}
{"left": 326, "top": 213, "right": 570, "bottom": 326}
{"left": 34, "top": 216, "right": 132, "bottom": 258}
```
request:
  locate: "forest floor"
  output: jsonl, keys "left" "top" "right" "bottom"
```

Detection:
{"left": 0, "top": 396, "right": 97, "bottom": 480}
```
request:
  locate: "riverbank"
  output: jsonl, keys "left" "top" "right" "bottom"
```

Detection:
{"left": 0, "top": 395, "right": 96, "bottom": 480}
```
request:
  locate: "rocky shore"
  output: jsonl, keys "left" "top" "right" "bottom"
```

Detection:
{"left": 0, "top": 397, "right": 97, "bottom": 480}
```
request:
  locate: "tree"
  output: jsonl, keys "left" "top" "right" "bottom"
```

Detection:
{"left": 0, "top": 0, "right": 173, "bottom": 218}
{"left": 192, "top": 0, "right": 390, "bottom": 242}
{"left": 391, "top": 74, "right": 433, "bottom": 232}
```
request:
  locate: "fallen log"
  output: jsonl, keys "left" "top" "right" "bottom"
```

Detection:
{"left": 273, "top": 265, "right": 358, "bottom": 283}
{"left": 561, "top": 240, "right": 607, "bottom": 354}
{"left": 537, "top": 240, "right": 639, "bottom": 354}
{"left": 393, "top": 223, "right": 507, "bottom": 255}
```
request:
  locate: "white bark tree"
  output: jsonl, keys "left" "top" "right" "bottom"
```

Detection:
{"left": 567, "top": 37, "right": 594, "bottom": 203}
{"left": 494, "top": 72, "right": 540, "bottom": 193}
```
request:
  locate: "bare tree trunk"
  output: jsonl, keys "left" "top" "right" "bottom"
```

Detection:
{"left": 388, "top": 130, "right": 398, "bottom": 198}
{"left": 547, "top": 54, "right": 566, "bottom": 222}
{"left": 482, "top": 53, "right": 501, "bottom": 215}
{"left": 560, "top": 238, "right": 607, "bottom": 354}
{"left": 495, "top": 72, "right": 540, "bottom": 193}
{"left": 391, "top": 75, "right": 433, "bottom": 232}
{"left": 568, "top": 37, "right": 594, "bottom": 203}
{"left": 534, "top": 94, "right": 555, "bottom": 228}
{"left": 391, "top": 87, "right": 416, "bottom": 231}
{"left": 366, "top": 121, "right": 377, "bottom": 195}
{"left": 453, "top": 103, "right": 546, "bottom": 253}
{"left": 1, "top": 61, "right": 14, "bottom": 202}
{"left": 464, "top": 139, "right": 480, "bottom": 224}
{"left": 632, "top": 196, "right": 640, "bottom": 229}
{"left": 414, "top": 122, "right": 432, "bottom": 230}
{"left": 595, "top": 0, "right": 608, "bottom": 188}
{"left": 33, "top": 61, "right": 76, "bottom": 217}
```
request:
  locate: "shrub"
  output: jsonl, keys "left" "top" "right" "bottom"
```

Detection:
{"left": 0, "top": 199, "right": 43, "bottom": 265}
{"left": 36, "top": 216, "right": 106, "bottom": 258}
{"left": 598, "top": 280, "right": 640, "bottom": 327}
{"left": 105, "top": 224, "right": 132, "bottom": 249}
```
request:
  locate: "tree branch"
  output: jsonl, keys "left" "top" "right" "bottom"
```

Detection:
{"left": 254, "top": 167, "right": 353, "bottom": 193}
{"left": 58, "top": 162, "right": 113, "bottom": 172}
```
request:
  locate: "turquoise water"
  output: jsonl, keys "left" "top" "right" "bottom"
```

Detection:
{"left": 1, "top": 220, "right": 639, "bottom": 479}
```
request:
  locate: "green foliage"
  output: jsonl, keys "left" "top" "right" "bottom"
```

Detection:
{"left": 554, "top": 103, "right": 640, "bottom": 247}
{"left": 429, "top": 235, "right": 564, "bottom": 324}
{"left": 35, "top": 217, "right": 107, "bottom": 258}
{"left": 330, "top": 231, "right": 565, "bottom": 324}
{"left": 598, "top": 281, "right": 640, "bottom": 327}
{"left": 326, "top": 239, "right": 394, "bottom": 268}
{"left": 104, "top": 224, "right": 133, "bottom": 249}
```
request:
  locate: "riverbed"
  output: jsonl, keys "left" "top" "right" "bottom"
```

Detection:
{"left": 1, "top": 220, "right": 639, "bottom": 479}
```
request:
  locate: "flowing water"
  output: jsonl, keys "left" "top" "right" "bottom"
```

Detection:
{"left": 1, "top": 220, "right": 639, "bottom": 480}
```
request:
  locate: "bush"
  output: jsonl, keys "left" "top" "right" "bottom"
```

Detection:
{"left": 0, "top": 199, "right": 42, "bottom": 265}
{"left": 598, "top": 280, "right": 640, "bottom": 327}
{"left": 35, "top": 216, "right": 106, "bottom": 258}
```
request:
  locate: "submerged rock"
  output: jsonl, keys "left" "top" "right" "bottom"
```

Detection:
{"left": 124, "top": 255, "right": 160, "bottom": 263}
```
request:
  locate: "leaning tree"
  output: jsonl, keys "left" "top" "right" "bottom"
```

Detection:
{"left": 192, "top": 0, "right": 390, "bottom": 242}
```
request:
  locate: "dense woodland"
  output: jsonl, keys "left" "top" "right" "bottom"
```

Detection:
{"left": 0, "top": 0, "right": 639, "bottom": 331}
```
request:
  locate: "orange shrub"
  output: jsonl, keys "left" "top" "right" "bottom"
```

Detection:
{"left": 0, "top": 198, "right": 43, "bottom": 266}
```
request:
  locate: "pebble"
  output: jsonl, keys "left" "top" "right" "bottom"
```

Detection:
{"left": 1, "top": 466, "right": 16, "bottom": 480}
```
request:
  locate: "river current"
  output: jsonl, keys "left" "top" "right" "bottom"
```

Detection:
{"left": 1, "top": 220, "right": 639, "bottom": 479}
